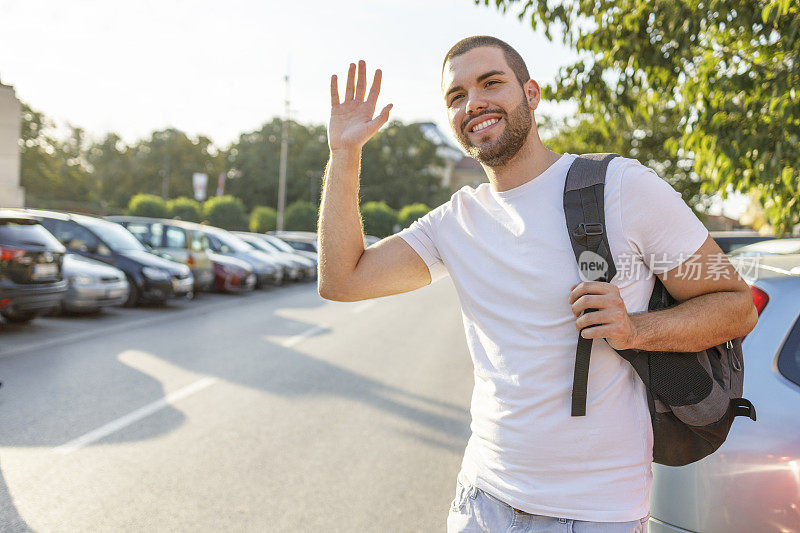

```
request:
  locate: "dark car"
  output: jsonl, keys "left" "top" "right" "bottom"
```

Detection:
{"left": 0, "top": 210, "right": 67, "bottom": 323}
{"left": 267, "top": 231, "right": 318, "bottom": 254}
{"left": 207, "top": 251, "right": 256, "bottom": 293}
{"left": 107, "top": 216, "right": 215, "bottom": 292}
{"left": 17, "top": 209, "right": 193, "bottom": 307}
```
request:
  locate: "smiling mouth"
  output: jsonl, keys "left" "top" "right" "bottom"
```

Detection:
{"left": 469, "top": 117, "right": 500, "bottom": 133}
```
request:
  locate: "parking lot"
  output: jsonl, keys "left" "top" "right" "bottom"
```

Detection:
{"left": 0, "top": 278, "right": 472, "bottom": 532}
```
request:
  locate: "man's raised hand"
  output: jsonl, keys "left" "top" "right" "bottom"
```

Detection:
{"left": 328, "top": 60, "right": 392, "bottom": 154}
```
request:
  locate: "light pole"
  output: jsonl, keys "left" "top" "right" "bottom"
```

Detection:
{"left": 277, "top": 72, "right": 290, "bottom": 231}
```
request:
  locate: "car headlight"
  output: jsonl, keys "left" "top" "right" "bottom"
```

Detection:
{"left": 142, "top": 266, "right": 170, "bottom": 280}
{"left": 69, "top": 275, "right": 94, "bottom": 285}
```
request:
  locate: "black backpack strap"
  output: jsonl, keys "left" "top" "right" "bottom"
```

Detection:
{"left": 564, "top": 153, "right": 619, "bottom": 416}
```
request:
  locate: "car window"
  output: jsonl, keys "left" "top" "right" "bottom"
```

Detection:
{"left": 0, "top": 219, "right": 63, "bottom": 248}
{"left": 125, "top": 222, "right": 163, "bottom": 248}
{"left": 81, "top": 220, "right": 146, "bottom": 252}
{"left": 45, "top": 219, "right": 100, "bottom": 252}
{"left": 777, "top": 314, "right": 800, "bottom": 389}
{"left": 165, "top": 226, "right": 187, "bottom": 249}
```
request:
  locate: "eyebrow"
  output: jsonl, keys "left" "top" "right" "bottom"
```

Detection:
{"left": 444, "top": 70, "right": 508, "bottom": 100}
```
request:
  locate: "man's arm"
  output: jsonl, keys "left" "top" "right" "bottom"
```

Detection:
{"left": 317, "top": 60, "right": 432, "bottom": 302}
{"left": 569, "top": 235, "right": 758, "bottom": 352}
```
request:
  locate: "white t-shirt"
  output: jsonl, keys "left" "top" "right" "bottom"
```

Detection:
{"left": 396, "top": 153, "right": 709, "bottom": 521}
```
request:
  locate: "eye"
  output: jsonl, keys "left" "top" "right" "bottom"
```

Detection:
{"left": 449, "top": 94, "right": 463, "bottom": 106}
{"left": 485, "top": 80, "right": 499, "bottom": 87}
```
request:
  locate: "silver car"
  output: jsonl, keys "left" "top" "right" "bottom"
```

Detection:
{"left": 650, "top": 255, "right": 800, "bottom": 532}
{"left": 61, "top": 253, "right": 129, "bottom": 313}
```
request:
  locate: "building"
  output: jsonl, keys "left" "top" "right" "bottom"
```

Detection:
{"left": 0, "top": 78, "right": 24, "bottom": 207}
{"left": 418, "top": 122, "right": 487, "bottom": 194}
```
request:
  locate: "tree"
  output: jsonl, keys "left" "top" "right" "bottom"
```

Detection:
{"left": 128, "top": 194, "right": 168, "bottom": 218}
{"left": 203, "top": 196, "right": 248, "bottom": 230}
{"left": 284, "top": 200, "right": 318, "bottom": 231}
{"left": 19, "top": 103, "right": 97, "bottom": 210}
{"left": 361, "top": 201, "right": 397, "bottom": 237}
{"left": 227, "top": 119, "right": 329, "bottom": 211}
{"left": 483, "top": 0, "right": 800, "bottom": 233}
{"left": 397, "top": 203, "right": 432, "bottom": 229}
{"left": 250, "top": 206, "right": 278, "bottom": 233}
{"left": 360, "top": 121, "right": 451, "bottom": 209}
{"left": 167, "top": 197, "right": 202, "bottom": 222}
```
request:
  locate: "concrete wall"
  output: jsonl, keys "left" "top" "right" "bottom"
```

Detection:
{"left": 0, "top": 82, "right": 24, "bottom": 207}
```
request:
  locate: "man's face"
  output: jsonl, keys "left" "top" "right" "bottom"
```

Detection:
{"left": 442, "top": 46, "right": 534, "bottom": 167}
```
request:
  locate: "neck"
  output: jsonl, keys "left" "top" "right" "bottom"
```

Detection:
{"left": 483, "top": 128, "right": 562, "bottom": 193}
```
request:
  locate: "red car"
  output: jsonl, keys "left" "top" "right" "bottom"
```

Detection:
{"left": 208, "top": 251, "right": 256, "bottom": 293}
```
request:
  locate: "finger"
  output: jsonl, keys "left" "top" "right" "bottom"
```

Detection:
{"left": 368, "top": 103, "right": 393, "bottom": 130}
{"left": 569, "top": 281, "right": 615, "bottom": 303}
{"left": 344, "top": 63, "right": 356, "bottom": 101}
{"left": 580, "top": 325, "right": 613, "bottom": 339}
{"left": 575, "top": 309, "right": 614, "bottom": 330}
{"left": 571, "top": 294, "right": 608, "bottom": 316}
{"left": 330, "top": 75, "right": 340, "bottom": 107}
{"left": 366, "top": 68, "right": 382, "bottom": 108}
{"left": 355, "top": 59, "right": 367, "bottom": 101}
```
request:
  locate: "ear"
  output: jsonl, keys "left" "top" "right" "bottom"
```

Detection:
{"left": 524, "top": 79, "right": 541, "bottom": 112}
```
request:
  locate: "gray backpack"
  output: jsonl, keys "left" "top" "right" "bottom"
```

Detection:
{"left": 563, "top": 153, "right": 757, "bottom": 466}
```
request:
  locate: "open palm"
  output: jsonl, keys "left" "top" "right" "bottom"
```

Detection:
{"left": 328, "top": 60, "right": 392, "bottom": 153}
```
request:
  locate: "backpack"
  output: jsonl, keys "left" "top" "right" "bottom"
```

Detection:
{"left": 563, "top": 153, "right": 757, "bottom": 467}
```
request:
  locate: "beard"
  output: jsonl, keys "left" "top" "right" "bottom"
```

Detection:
{"left": 453, "top": 97, "right": 532, "bottom": 168}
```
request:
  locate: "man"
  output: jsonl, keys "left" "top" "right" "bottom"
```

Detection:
{"left": 317, "top": 36, "right": 757, "bottom": 532}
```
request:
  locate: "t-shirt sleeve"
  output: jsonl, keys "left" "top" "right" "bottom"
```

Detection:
{"left": 395, "top": 205, "right": 450, "bottom": 283}
{"left": 620, "top": 161, "right": 710, "bottom": 275}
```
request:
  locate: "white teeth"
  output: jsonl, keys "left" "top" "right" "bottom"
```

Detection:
{"left": 472, "top": 118, "right": 499, "bottom": 132}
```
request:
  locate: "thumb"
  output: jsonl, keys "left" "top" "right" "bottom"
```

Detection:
{"left": 369, "top": 103, "right": 392, "bottom": 130}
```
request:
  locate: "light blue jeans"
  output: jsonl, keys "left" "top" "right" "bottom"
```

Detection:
{"left": 447, "top": 473, "right": 649, "bottom": 533}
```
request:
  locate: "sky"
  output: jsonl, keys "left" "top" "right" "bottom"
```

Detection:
{"left": 0, "top": 0, "right": 747, "bottom": 217}
{"left": 0, "top": 0, "right": 577, "bottom": 144}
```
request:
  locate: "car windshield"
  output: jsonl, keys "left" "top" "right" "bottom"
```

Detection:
{"left": 211, "top": 231, "right": 253, "bottom": 253}
{"left": 241, "top": 237, "right": 276, "bottom": 254}
{"left": 264, "top": 235, "right": 296, "bottom": 253}
{"left": 82, "top": 220, "right": 146, "bottom": 251}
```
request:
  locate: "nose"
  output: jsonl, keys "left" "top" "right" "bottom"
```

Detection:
{"left": 465, "top": 92, "right": 488, "bottom": 117}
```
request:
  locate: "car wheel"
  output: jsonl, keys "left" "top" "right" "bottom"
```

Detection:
{"left": 0, "top": 309, "right": 41, "bottom": 324}
{"left": 123, "top": 278, "right": 141, "bottom": 307}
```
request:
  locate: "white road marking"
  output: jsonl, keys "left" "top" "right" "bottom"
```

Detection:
{"left": 351, "top": 301, "right": 376, "bottom": 314}
{"left": 281, "top": 323, "right": 329, "bottom": 348}
{"left": 53, "top": 377, "right": 218, "bottom": 455}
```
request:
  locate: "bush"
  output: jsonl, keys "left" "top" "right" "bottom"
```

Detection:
{"left": 284, "top": 201, "right": 318, "bottom": 231}
{"left": 250, "top": 206, "right": 278, "bottom": 233}
{"left": 167, "top": 197, "right": 202, "bottom": 222}
{"left": 202, "top": 195, "right": 248, "bottom": 230}
{"left": 127, "top": 194, "right": 168, "bottom": 218}
{"left": 397, "top": 203, "right": 431, "bottom": 229}
{"left": 361, "top": 201, "right": 397, "bottom": 238}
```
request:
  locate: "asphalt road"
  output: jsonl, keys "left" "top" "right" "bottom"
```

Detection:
{"left": 0, "top": 277, "right": 472, "bottom": 532}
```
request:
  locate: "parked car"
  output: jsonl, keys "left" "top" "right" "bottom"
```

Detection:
{"left": 207, "top": 251, "right": 256, "bottom": 293}
{"left": 195, "top": 225, "right": 283, "bottom": 287}
{"left": 0, "top": 210, "right": 67, "bottom": 323}
{"left": 107, "top": 216, "right": 215, "bottom": 292}
{"left": 261, "top": 234, "right": 318, "bottom": 268}
{"left": 649, "top": 257, "right": 800, "bottom": 532}
{"left": 233, "top": 231, "right": 313, "bottom": 281}
{"left": 728, "top": 237, "right": 800, "bottom": 258}
{"left": 59, "top": 253, "right": 129, "bottom": 313}
{"left": 268, "top": 231, "right": 318, "bottom": 254}
{"left": 17, "top": 209, "right": 193, "bottom": 307}
{"left": 711, "top": 230, "right": 777, "bottom": 254}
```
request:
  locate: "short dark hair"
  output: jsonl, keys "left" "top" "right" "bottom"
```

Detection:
{"left": 442, "top": 36, "right": 530, "bottom": 87}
